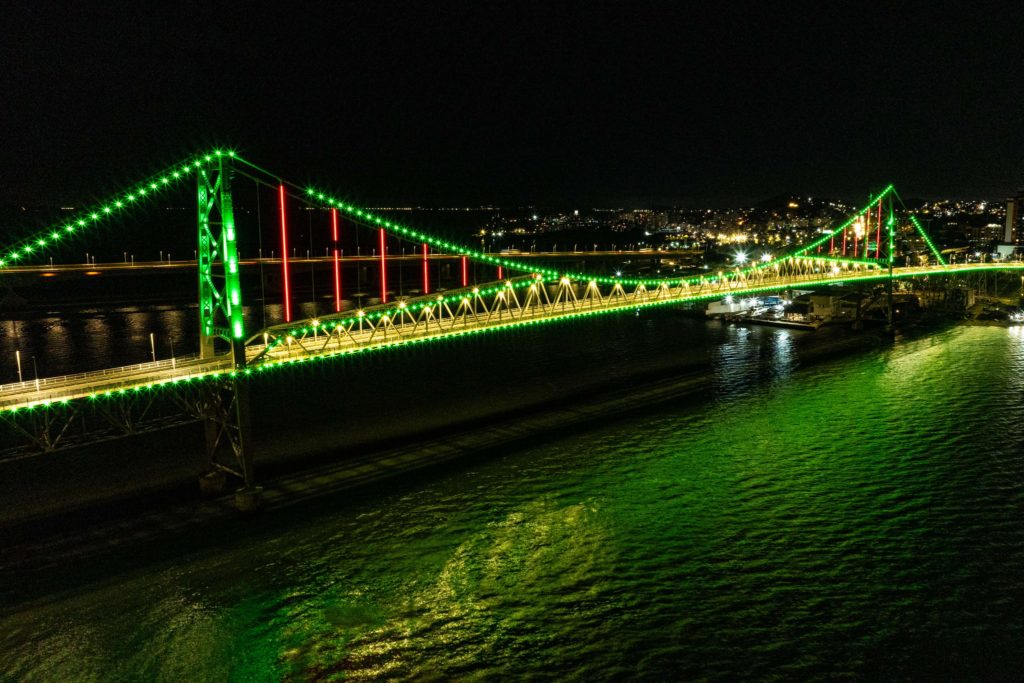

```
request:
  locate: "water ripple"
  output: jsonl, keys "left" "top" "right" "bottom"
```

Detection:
{"left": 2, "top": 324, "right": 1024, "bottom": 680}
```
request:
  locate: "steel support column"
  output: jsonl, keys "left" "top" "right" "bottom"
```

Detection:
{"left": 196, "top": 155, "right": 258, "bottom": 506}
{"left": 195, "top": 375, "right": 258, "bottom": 503}
{"left": 197, "top": 154, "right": 245, "bottom": 361}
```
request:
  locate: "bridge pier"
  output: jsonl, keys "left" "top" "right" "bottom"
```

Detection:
{"left": 196, "top": 373, "right": 261, "bottom": 511}
{"left": 231, "top": 377, "right": 261, "bottom": 511}
{"left": 193, "top": 154, "right": 261, "bottom": 511}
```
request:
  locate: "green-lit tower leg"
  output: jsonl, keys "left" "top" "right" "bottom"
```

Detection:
{"left": 196, "top": 153, "right": 260, "bottom": 508}
{"left": 197, "top": 153, "right": 245, "bottom": 362}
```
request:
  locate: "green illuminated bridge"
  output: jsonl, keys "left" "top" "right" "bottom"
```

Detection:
{"left": 2, "top": 149, "right": 1018, "bottom": 496}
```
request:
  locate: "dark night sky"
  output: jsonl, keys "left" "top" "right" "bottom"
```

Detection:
{"left": 3, "top": 1, "right": 1023, "bottom": 207}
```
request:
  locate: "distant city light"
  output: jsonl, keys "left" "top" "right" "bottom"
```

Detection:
{"left": 853, "top": 218, "right": 865, "bottom": 238}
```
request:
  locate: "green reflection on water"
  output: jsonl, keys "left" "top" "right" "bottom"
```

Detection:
{"left": 2, "top": 325, "right": 1023, "bottom": 680}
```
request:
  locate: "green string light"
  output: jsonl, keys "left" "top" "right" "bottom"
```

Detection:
{"left": 908, "top": 215, "right": 947, "bottom": 266}
{"left": 0, "top": 149, "right": 234, "bottom": 269}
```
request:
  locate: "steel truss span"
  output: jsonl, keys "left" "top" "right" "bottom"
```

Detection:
{"left": 0, "top": 261, "right": 1020, "bottom": 416}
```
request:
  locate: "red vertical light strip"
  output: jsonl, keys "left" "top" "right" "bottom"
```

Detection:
{"left": 461, "top": 255, "right": 468, "bottom": 287}
{"left": 842, "top": 226, "right": 847, "bottom": 256}
{"left": 422, "top": 243, "right": 430, "bottom": 294}
{"left": 875, "top": 199, "right": 883, "bottom": 258}
{"left": 497, "top": 265, "right": 504, "bottom": 280}
{"left": 829, "top": 234, "right": 835, "bottom": 256}
{"left": 378, "top": 228, "right": 388, "bottom": 304}
{"left": 331, "top": 209, "right": 341, "bottom": 312}
{"left": 278, "top": 184, "right": 292, "bottom": 322}
{"left": 862, "top": 209, "right": 870, "bottom": 258}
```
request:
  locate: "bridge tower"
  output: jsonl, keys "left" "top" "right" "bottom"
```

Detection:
{"left": 196, "top": 154, "right": 245, "bottom": 363}
{"left": 195, "top": 155, "right": 259, "bottom": 506}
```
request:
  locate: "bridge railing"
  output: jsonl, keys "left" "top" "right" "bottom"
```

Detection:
{"left": 0, "top": 357, "right": 236, "bottom": 410}
{"left": 0, "top": 354, "right": 211, "bottom": 398}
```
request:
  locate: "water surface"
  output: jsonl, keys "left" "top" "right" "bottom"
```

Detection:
{"left": 1, "top": 324, "right": 1022, "bottom": 680}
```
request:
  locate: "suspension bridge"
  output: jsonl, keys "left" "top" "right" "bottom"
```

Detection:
{"left": 2, "top": 149, "right": 1020, "bottom": 503}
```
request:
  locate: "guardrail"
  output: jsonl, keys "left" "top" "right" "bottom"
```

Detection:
{"left": 0, "top": 355, "right": 212, "bottom": 395}
{"left": 0, "top": 359, "right": 234, "bottom": 408}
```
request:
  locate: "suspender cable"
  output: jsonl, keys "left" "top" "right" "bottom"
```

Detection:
{"left": 422, "top": 243, "right": 430, "bottom": 294}
{"left": 852, "top": 212, "right": 859, "bottom": 256}
{"left": 278, "top": 183, "right": 292, "bottom": 322}
{"left": 461, "top": 255, "right": 468, "bottom": 287}
{"left": 255, "top": 182, "right": 267, "bottom": 329}
{"left": 379, "top": 228, "right": 388, "bottom": 304}
{"left": 875, "top": 199, "right": 883, "bottom": 259}
{"left": 309, "top": 210, "right": 316, "bottom": 311}
{"left": 355, "top": 223, "right": 361, "bottom": 292}
{"left": 862, "top": 208, "right": 870, "bottom": 258}
{"left": 332, "top": 208, "right": 342, "bottom": 312}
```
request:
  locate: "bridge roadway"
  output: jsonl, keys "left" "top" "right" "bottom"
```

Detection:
{"left": 0, "top": 249, "right": 698, "bottom": 276}
{"left": 0, "top": 262, "right": 1019, "bottom": 412}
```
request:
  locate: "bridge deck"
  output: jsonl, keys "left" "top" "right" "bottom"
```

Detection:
{"left": 0, "top": 262, "right": 1018, "bottom": 412}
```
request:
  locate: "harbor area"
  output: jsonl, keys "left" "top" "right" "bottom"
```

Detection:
{"left": 704, "top": 283, "right": 1024, "bottom": 330}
